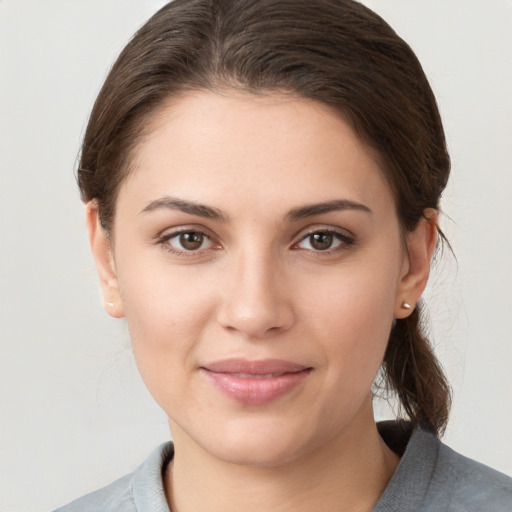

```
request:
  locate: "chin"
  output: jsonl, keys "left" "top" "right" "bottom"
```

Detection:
{"left": 209, "top": 437, "right": 308, "bottom": 468}
{"left": 185, "top": 415, "right": 330, "bottom": 469}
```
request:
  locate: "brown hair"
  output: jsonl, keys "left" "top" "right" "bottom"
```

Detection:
{"left": 79, "top": 0, "right": 451, "bottom": 434}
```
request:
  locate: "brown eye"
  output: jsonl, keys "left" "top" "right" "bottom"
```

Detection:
{"left": 296, "top": 230, "right": 354, "bottom": 252}
{"left": 162, "top": 230, "right": 214, "bottom": 253}
{"left": 179, "top": 232, "right": 205, "bottom": 250}
{"left": 309, "top": 232, "right": 334, "bottom": 251}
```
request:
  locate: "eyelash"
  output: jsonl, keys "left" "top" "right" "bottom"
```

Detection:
{"left": 156, "top": 227, "right": 356, "bottom": 257}
{"left": 293, "top": 229, "right": 356, "bottom": 255}
{"left": 157, "top": 227, "right": 217, "bottom": 256}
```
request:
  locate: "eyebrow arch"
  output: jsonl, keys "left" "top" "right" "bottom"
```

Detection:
{"left": 140, "top": 196, "right": 228, "bottom": 222}
{"left": 286, "top": 199, "right": 372, "bottom": 221}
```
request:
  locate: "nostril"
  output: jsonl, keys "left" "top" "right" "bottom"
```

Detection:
{"left": 217, "top": 301, "right": 294, "bottom": 339}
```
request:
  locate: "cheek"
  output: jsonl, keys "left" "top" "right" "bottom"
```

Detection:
{"left": 305, "top": 257, "right": 398, "bottom": 333}
{"left": 302, "top": 261, "right": 399, "bottom": 384}
{"left": 117, "top": 253, "right": 215, "bottom": 341}
{"left": 115, "top": 261, "right": 217, "bottom": 406}
{"left": 280, "top": 268, "right": 397, "bottom": 443}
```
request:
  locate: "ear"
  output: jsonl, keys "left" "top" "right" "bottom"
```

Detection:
{"left": 86, "top": 201, "right": 125, "bottom": 318}
{"left": 394, "top": 208, "right": 438, "bottom": 319}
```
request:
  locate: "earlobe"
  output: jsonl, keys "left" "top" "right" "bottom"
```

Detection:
{"left": 85, "top": 201, "right": 125, "bottom": 319}
{"left": 394, "top": 208, "right": 438, "bottom": 319}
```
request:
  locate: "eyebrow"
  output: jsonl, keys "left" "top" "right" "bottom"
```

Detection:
{"left": 140, "top": 196, "right": 371, "bottom": 222}
{"left": 286, "top": 199, "right": 372, "bottom": 221}
{"left": 140, "top": 197, "right": 228, "bottom": 222}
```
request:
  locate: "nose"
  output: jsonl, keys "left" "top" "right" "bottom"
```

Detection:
{"left": 216, "top": 250, "right": 295, "bottom": 339}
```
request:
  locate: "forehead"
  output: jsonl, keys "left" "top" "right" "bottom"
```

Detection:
{"left": 119, "top": 90, "right": 394, "bottom": 219}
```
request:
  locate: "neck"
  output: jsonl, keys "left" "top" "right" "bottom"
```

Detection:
{"left": 165, "top": 401, "right": 399, "bottom": 512}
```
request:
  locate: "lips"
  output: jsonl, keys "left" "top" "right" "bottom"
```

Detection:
{"left": 200, "top": 359, "right": 312, "bottom": 405}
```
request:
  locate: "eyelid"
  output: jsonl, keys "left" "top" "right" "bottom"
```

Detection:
{"left": 292, "top": 224, "right": 356, "bottom": 243}
{"left": 156, "top": 225, "right": 221, "bottom": 255}
{"left": 156, "top": 223, "right": 216, "bottom": 240}
{"left": 154, "top": 224, "right": 355, "bottom": 257}
{"left": 291, "top": 226, "right": 356, "bottom": 252}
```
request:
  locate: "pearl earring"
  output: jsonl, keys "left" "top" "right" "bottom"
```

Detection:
{"left": 401, "top": 301, "right": 412, "bottom": 310}
{"left": 106, "top": 301, "right": 114, "bottom": 307}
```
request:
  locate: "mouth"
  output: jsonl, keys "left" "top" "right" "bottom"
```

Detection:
{"left": 200, "top": 358, "right": 313, "bottom": 405}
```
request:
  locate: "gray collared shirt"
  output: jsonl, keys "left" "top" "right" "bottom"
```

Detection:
{"left": 53, "top": 424, "right": 512, "bottom": 511}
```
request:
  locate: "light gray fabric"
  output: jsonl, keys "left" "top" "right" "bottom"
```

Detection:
{"left": 53, "top": 424, "right": 512, "bottom": 511}
{"left": 374, "top": 425, "right": 512, "bottom": 511}
{"left": 53, "top": 443, "right": 173, "bottom": 512}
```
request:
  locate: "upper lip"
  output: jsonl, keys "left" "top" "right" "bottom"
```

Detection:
{"left": 201, "top": 358, "right": 310, "bottom": 375}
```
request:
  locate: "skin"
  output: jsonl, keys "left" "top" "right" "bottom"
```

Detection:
{"left": 88, "top": 91, "right": 437, "bottom": 512}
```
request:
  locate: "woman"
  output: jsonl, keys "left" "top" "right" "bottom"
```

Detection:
{"left": 54, "top": 0, "right": 512, "bottom": 510}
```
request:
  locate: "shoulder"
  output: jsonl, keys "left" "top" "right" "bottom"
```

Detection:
{"left": 375, "top": 422, "right": 512, "bottom": 512}
{"left": 428, "top": 439, "right": 512, "bottom": 511}
{"left": 52, "top": 442, "right": 174, "bottom": 512}
{"left": 52, "top": 472, "right": 135, "bottom": 512}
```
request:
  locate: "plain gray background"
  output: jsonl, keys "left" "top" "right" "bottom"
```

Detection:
{"left": 1, "top": 1, "right": 511, "bottom": 511}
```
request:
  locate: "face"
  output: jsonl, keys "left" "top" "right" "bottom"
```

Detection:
{"left": 89, "top": 91, "right": 433, "bottom": 467}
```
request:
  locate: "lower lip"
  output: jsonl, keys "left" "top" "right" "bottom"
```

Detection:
{"left": 200, "top": 368, "right": 311, "bottom": 405}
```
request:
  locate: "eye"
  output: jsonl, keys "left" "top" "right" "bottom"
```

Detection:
{"left": 295, "top": 230, "right": 354, "bottom": 252}
{"left": 160, "top": 230, "right": 214, "bottom": 253}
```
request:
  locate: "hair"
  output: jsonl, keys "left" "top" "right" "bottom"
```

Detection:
{"left": 78, "top": 0, "right": 451, "bottom": 435}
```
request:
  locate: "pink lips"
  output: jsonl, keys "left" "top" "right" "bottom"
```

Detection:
{"left": 200, "top": 359, "right": 312, "bottom": 405}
